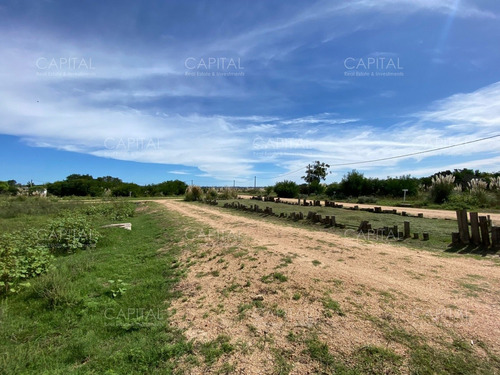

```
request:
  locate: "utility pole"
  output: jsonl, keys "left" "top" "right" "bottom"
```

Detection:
{"left": 233, "top": 180, "right": 235, "bottom": 188}
{"left": 254, "top": 176, "right": 256, "bottom": 189}
{"left": 191, "top": 180, "right": 193, "bottom": 186}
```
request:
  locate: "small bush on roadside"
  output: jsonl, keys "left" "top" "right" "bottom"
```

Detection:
{"left": 357, "top": 196, "right": 377, "bottom": 204}
{"left": 184, "top": 185, "right": 203, "bottom": 201}
{"left": 46, "top": 214, "right": 100, "bottom": 254}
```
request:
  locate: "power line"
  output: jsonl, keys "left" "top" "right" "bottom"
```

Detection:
{"left": 258, "top": 133, "right": 500, "bottom": 181}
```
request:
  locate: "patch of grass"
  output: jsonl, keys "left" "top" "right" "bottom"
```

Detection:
{"left": 272, "top": 348, "right": 293, "bottom": 375}
{"left": 304, "top": 336, "right": 352, "bottom": 373}
{"left": 322, "top": 297, "right": 345, "bottom": 316}
{"left": 270, "top": 304, "right": 286, "bottom": 318}
{"left": 292, "top": 292, "right": 301, "bottom": 300}
{"left": 312, "top": 260, "right": 321, "bottom": 266}
{"left": 353, "top": 345, "right": 402, "bottom": 374}
{"left": 0, "top": 202, "right": 194, "bottom": 374}
{"left": 237, "top": 303, "right": 253, "bottom": 320}
{"left": 199, "top": 335, "right": 234, "bottom": 365}
{"left": 261, "top": 272, "right": 288, "bottom": 283}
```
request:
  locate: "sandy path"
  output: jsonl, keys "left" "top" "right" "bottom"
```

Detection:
{"left": 238, "top": 194, "right": 500, "bottom": 224}
{"left": 156, "top": 199, "right": 500, "bottom": 373}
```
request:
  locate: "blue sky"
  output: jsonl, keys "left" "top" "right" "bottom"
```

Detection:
{"left": 0, "top": 0, "right": 499, "bottom": 186}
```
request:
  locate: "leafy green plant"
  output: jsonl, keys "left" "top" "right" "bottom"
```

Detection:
{"left": 0, "top": 230, "right": 53, "bottom": 295}
{"left": 108, "top": 279, "right": 128, "bottom": 298}
{"left": 46, "top": 214, "right": 100, "bottom": 254}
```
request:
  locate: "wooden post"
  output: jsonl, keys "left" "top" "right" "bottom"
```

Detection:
{"left": 456, "top": 209, "right": 470, "bottom": 244}
{"left": 469, "top": 212, "right": 481, "bottom": 246}
{"left": 451, "top": 232, "right": 460, "bottom": 244}
{"left": 413, "top": 233, "right": 419, "bottom": 240}
{"left": 404, "top": 221, "right": 410, "bottom": 238}
{"left": 491, "top": 226, "right": 500, "bottom": 248}
{"left": 417, "top": 213, "right": 423, "bottom": 218}
{"left": 479, "top": 216, "right": 490, "bottom": 246}
{"left": 422, "top": 232, "right": 429, "bottom": 241}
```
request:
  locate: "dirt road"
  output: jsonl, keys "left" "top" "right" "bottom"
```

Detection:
{"left": 157, "top": 199, "right": 500, "bottom": 374}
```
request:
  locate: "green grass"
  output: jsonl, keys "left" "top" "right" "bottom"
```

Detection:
{"left": 261, "top": 272, "right": 288, "bottom": 283}
{"left": 199, "top": 335, "right": 233, "bottom": 365}
{"left": 0, "top": 202, "right": 197, "bottom": 374}
{"left": 322, "top": 296, "right": 345, "bottom": 316}
{"left": 207, "top": 199, "right": 464, "bottom": 253}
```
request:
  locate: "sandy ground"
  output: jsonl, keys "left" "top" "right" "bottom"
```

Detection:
{"left": 157, "top": 199, "right": 500, "bottom": 374}
{"left": 238, "top": 195, "right": 500, "bottom": 224}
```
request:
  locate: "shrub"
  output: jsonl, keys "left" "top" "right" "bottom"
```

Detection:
{"left": 274, "top": 180, "right": 299, "bottom": 198}
{"left": 184, "top": 185, "right": 203, "bottom": 201}
{"left": 357, "top": 196, "right": 377, "bottom": 204}
{"left": 205, "top": 188, "right": 218, "bottom": 202}
{"left": 0, "top": 230, "right": 53, "bottom": 294}
{"left": 218, "top": 187, "right": 238, "bottom": 200}
{"left": 81, "top": 202, "right": 135, "bottom": 220}
{"left": 46, "top": 214, "right": 100, "bottom": 254}
{"left": 430, "top": 174, "right": 455, "bottom": 204}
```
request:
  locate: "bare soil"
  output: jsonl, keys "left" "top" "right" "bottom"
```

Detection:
{"left": 157, "top": 199, "right": 500, "bottom": 374}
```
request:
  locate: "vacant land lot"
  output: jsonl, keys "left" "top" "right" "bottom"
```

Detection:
{"left": 159, "top": 199, "right": 500, "bottom": 374}
{"left": 2, "top": 198, "right": 499, "bottom": 374}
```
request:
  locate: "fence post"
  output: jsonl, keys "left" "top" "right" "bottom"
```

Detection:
{"left": 469, "top": 212, "right": 481, "bottom": 246}
{"left": 479, "top": 216, "right": 490, "bottom": 247}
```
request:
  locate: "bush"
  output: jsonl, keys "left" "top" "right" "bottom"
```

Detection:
{"left": 274, "top": 180, "right": 299, "bottom": 198}
{"left": 46, "top": 214, "right": 100, "bottom": 254}
{"left": 357, "top": 196, "right": 377, "bottom": 204}
{"left": 430, "top": 174, "right": 455, "bottom": 204}
{"left": 81, "top": 202, "right": 135, "bottom": 220}
{"left": 218, "top": 187, "right": 238, "bottom": 200}
{"left": 205, "top": 188, "right": 218, "bottom": 202}
{"left": 184, "top": 185, "right": 203, "bottom": 201}
{"left": 0, "top": 230, "right": 53, "bottom": 295}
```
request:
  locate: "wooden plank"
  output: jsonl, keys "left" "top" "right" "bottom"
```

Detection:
{"left": 479, "top": 216, "right": 490, "bottom": 247}
{"left": 469, "top": 212, "right": 481, "bottom": 246}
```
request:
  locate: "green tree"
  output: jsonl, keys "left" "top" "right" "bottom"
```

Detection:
{"left": 340, "top": 170, "right": 369, "bottom": 197}
{"left": 274, "top": 180, "right": 300, "bottom": 198}
{"left": 302, "top": 161, "right": 330, "bottom": 184}
{"left": 302, "top": 161, "right": 330, "bottom": 195}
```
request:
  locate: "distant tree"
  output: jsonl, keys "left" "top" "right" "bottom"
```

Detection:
{"left": 274, "top": 180, "right": 299, "bottom": 198}
{"left": 302, "top": 161, "right": 330, "bottom": 185}
{"left": 340, "top": 170, "right": 369, "bottom": 197}
{"left": 325, "top": 182, "right": 340, "bottom": 198}
{"left": 302, "top": 161, "right": 330, "bottom": 195}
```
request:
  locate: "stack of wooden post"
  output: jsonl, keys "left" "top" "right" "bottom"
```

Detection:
{"left": 453, "top": 209, "right": 500, "bottom": 249}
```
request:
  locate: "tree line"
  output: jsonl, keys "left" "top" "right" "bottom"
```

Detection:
{"left": 0, "top": 175, "right": 187, "bottom": 197}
